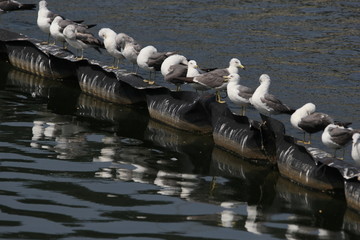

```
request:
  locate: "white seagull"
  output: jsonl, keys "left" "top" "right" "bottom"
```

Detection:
{"left": 50, "top": 16, "right": 96, "bottom": 49}
{"left": 191, "top": 58, "right": 245, "bottom": 103}
{"left": 161, "top": 54, "right": 188, "bottom": 90}
{"left": 63, "top": 24, "right": 103, "bottom": 60}
{"left": 352, "top": 133, "right": 360, "bottom": 163}
{"left": 186, "top": 60, "right": 209, "bottom": 92}
{"left": 98, "top": 28, "right": 124, "bottom": 69}
{"left": 290, "top": 103, "right": 351, "bottom": 144}
{"left": 37, "top": 0, "right": 58, "bottom": 44}
{"left": 250, "top": 74, "right": 294, "bottom": 115}
{"left": 115, "top": 33, "right": 142, "bottom": 72}
{"left": 225, "top": 73, "right": 254, "bottom": 116}
{"left": 321, "top": 124, "right": 360, "bottom": 159}
{"left": 136, "top": 45, "right": 176, "bottom": 84}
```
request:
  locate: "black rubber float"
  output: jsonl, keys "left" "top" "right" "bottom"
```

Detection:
{"left": 146, "top": 90, "right": 214, "bottom": 134}
{"left": 5, "top": 39, "right": 77, "bottom": 79}
{"left": 208, "top": 100, "right": 277, "bottom": 163}
{"left": 345, "top": 181, "right": 360, "bottom": 213}
{"left": 76, "top": 60, "right": 162, "bottom": 104}
{"left": 2, "top": 28, "right": 360, "bottom": 213}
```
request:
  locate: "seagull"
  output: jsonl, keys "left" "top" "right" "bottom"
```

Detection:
{"left": 290, "top": 103, "right": 351, "bottom": 144}
{"left": 37, "top": 0, "right": 85, "bottom": 45}
{"left": 225, "top": 73, "right": 254, "bottom": 116}
{"left": 50, "top": 16, "right": 96, "bottom": 49}
{"left": 249, "top": 74, "right": 295, "bottom": 115}
{"left": 191, "top": 58, "right": 245, "bottom": 103}
{"left": 161, "top": 54, "right": 188, "bottom": 90}
{"left": 186, "top": 60, "right": 209, "bottom": 92}
{"left": 0, "top": 0, "right": 35, "bottom": 12}
{"left": 352, "top": 133, "right": 360, "bottom": 163}
{"left": 37, "top": 0, "right": 58, "bottom": 44}
{"left": 63, "top": 24, "right": 103, "bottom": 60}
{"left": 98, "top": 28, "right": 124, "bottom": 69}
{"left": 186, "top": 60, "right": 201, "bottom": 77}
{"left": 321, "top": 124, "right": 360, "bottom": 159}
{"left": 115, "top": 33, "right": 142, "bottom": 72}
{"left": 136, "top": 45, "right": 176, "bottom": 84}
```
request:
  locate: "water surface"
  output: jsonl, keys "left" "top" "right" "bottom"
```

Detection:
{"left": 1, "top": 1, "right": 360, "bottom": 239}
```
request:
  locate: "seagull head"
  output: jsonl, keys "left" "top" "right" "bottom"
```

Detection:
{"left": 353, "top": 133, "right": 360, "bottom": 144}
{"left": 39, "top": 0, "right": 48, "bottom": 9}
{"left": 177, "top": 55, "right": 188, "bottom": 66}
{"left": 188, "top": 60, "right": 198, "bottom": 69}
{"left": 142, "top": 45, "right": 157, "bottom": 56}
{"left": 259, "top": 74, "right": 271, "bottom": 84}
{"left": 98, "top": 28, "right": 116, "bottom": 40}
{"left": 116, "top": 33, "right": 127, "bottom": 43}
{"left": 63, "top": 25, "right": 77, "bottom": 39}
{"left": 53, "top": 16, "right": 63, "bottom": 24}
{"left": 229, "top": 58, "right": 245, "bottom": 70}
{"left": 302, "top": 102, "right": 316, "bottom": 115}
{"left": 116, "top": 33, "right": 132, "bottom": 44}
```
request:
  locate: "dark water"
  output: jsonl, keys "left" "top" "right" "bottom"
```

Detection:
{"left": 1, "top": 0, "right": 360, "bottom": 239}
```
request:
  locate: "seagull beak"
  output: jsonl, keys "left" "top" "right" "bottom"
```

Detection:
{"left": 239, "top": 64, "right": 245, "bottom": 70}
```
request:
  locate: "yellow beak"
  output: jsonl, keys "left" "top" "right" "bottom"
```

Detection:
{"left": 239, "top": 64, "right": 245, "bottom": 70}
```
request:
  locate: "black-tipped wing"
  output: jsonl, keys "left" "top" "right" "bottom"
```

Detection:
{"left": 261, "top": 93, "right": 293, "bottom": 114}
{"left": 164, "top": 64, "right": 187, "bottom": 84}
{"left": 328, "top": 127, "right": 353, "bottom": 146}
{"left": 0, "top": 1, "right": 36, "bottom": 11}
{"left": 76, "top": 31, "right": 103, "bottom": 48}
{"left": 298, "top": 112, "right": 333, "bottom": 133}
{"left": 59, "top": 19, "right": 96, "bottom": 32}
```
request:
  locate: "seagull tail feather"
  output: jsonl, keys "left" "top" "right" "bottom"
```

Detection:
{"left": 284, "top": 108, "right": 296, "bottom": 115}
{"left": 19, "top": 4, "right": 36, "bottom": 10}
{"left": 86, "top": 24, "right": 97, "bottom": 29}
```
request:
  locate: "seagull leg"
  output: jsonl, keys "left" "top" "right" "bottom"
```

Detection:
{"left": 75, "top": 49, "right": 84, "bottom": 60}
{"left": 143, "top": 71, "right": 155, "bottom": 85}
{"left": 148, "top": 71, "right": 156, "bottom": 84}
{"left": 258, "top": 120, "right": 268, "bottom": 150}
{"left": 240, "top": 106, "right": 246, "bottom": 116}
{"left": 40, "top": 33, "right": 51, "bottom": 45}
{"left": 107, "top": 58, "right": 117, "bottom": 69}
{"left": 131, "top": 63, "right": 138, "bottom": 74}
{"left": 115, "top": 58, "right": 120, "bottom": 69}
{"left": 296, "top": 132, "right": 309, "bottom": 144}
{"left": 74, "top": 49, "right": 79, "bottom": 59}
{"left": 337, "top": 148, "right": 345, "bottom": 160}
{"left": 303, "top": 134, "right": 311, "bottom": 145}
{"left": 216, "top": 91, "right": 226, "bottom": 103}
{"left": 209, "top": 176, "right": 217, "bottom": 195}
{"left": 143, "top": 71, "right": 151, "bottom": 83}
